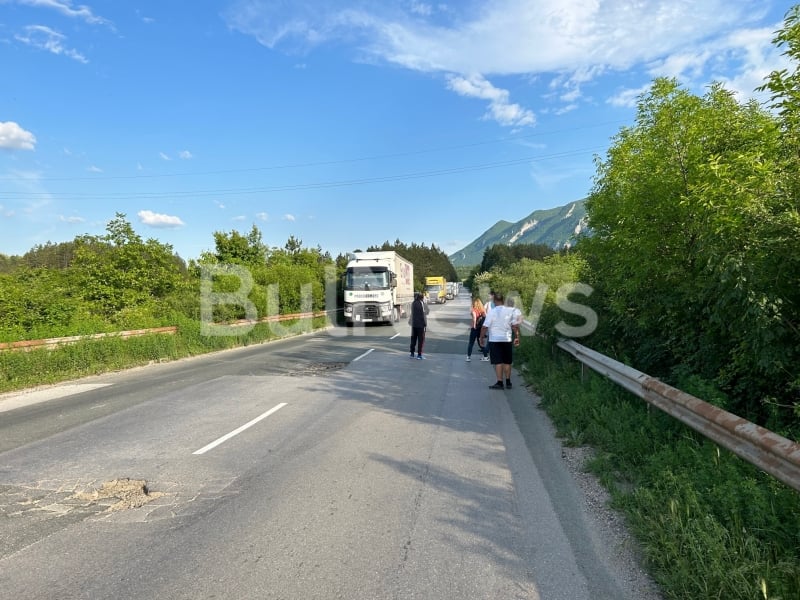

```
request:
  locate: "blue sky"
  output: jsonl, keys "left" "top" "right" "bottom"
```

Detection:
{"left": 0, "top": 0, "right": 794, "bottom": 261}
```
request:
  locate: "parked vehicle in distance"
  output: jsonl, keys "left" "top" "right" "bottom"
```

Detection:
{"left": 424, "top": 276, "right": 447, "bottom": 304}
{"left": 343, "top": 251, "right": 414, "bottom": 324}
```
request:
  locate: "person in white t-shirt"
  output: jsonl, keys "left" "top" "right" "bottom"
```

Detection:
{"left": 478, "top": 292, "right": 520, "bottom": 389}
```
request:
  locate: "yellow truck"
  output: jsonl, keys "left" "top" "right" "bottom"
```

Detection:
{"left": 424, "top": 276, "right": 447, "bottom": 304}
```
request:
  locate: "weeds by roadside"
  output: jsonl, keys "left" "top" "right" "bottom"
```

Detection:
{"left": 0, "top": 316, "right": 330, "bottom": 394}
{"left": 516, "top": 337, "right": 800, "bottom": 600}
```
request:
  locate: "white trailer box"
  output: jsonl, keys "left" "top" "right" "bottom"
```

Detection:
{"left": 343, "top": 251, "right": 414, "bottom": 324}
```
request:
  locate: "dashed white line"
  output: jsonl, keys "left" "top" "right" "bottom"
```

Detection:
{"left": 353, "top": 348, "right": 374, "bottom": 361}
{"left": 193, "top": 402, "right": 288, "bottom": 455}
{"left": 390, "top": 333, "right": 402, "bottom": 340}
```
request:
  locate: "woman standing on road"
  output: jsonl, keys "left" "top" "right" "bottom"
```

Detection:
{"left": 466, "top": 298, "right": 489, "bottom": 362}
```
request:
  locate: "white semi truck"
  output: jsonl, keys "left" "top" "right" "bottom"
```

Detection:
{"left": 343, "top": 251, "right": 414, "bottom": 325}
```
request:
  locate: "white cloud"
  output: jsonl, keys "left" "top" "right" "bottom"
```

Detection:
{"left": 87, "top": 165, "right": 102, "bottom": 173}
{"left": 159, "top": 152, "right": 171, "bottom": 161}
{"left": 256, "top": 212, "right": 269, "bottom": 221}
{"left": 283, "top": 214, "right": 296, "bottom": 221}
{"left": 179, "top": 150, "right": 193, "bottom": 159}
{"left": 15, "top": 25, "right": 88, "bottom": 63}
{"left": 137, "top": 210, "right": 185, "bottom": 228}
{"left": 225, "top": 0, "right": 783, "bottom": 118}
{"left": 17, "top": 0, "right": 113, "bottom": 27}
{"left": 59, "top": 214, "right": 85, "bottom": 223}
{"left": 607, "top": 84, "right": 651, "bottom": 108}
{"left": 135, "top": 9, "right": 155, "bottom": 24}
{"left": 0, "top": 121, "right": 37, "bottom": 150}
{"left": 447, "top": 74, "right": 535, "bottom": 127}
{"left": 409, "top": 1, "right": 433, "bottom": 17}
{"left": 696, "top": 26, "right": 789, "bottom": 102}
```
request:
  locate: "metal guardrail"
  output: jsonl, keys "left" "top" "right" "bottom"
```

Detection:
{"left": 0, "top": 310, "right": 337, "bottom": 352}
{"left": 217, "top": 310, "right": 334, "bottom": 328}
{"left": 556, "top": 338, "right": 800, "bottom": 493}
{"left": 0, "top": 326, "right": 179, "bottom": 353}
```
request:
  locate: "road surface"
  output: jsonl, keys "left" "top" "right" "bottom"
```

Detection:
{"left": 0, "top": 294, "right": 656, "bottom": 599}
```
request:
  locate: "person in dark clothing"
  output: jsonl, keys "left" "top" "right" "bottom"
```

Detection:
{"left": 409, "top": 292, "right": 429, "bottom": 359}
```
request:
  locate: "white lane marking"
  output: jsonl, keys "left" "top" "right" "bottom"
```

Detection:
{"left": 0, "top": 383, "right": 113, "bottom": 413}
{"left": 353, "top": 348, "right": 374, "bottom": 361}
{"left": 390, "top": 333, "right": 401, "bottom": 340}
{"left": 193, "top": 402, "right": 288, "bottom": 455}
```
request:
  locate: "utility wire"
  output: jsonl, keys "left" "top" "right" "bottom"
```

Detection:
{"left": 0, "top": 146, "right": 606, "bottom": 200}
{"left": 0, "top": 120, "right": 622, "bottom": 183}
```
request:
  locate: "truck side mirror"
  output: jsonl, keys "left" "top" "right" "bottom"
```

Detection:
{"left": 389, "top": 273, "right": 397, "bottom": 288}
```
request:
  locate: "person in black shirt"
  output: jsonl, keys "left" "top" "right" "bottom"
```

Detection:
{"left": 409, "top": 292, "right": 428, "bottom": 359}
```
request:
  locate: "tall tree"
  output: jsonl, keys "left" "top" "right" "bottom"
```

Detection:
{"left": 580, "top": 76, "right": 797, "bottom": 423}
{"left": 72, "top": 213, "right": 184, "bottom": 317}
{"left": 207, "top": 224, "right": 267, "bottom": 267}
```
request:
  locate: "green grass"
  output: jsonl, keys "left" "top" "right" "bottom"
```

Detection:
{"left": 516, "top": 337, "right": 800, "bottom": 600}
{"left": 0, "top": 315, "right": 331, "bottom": 393}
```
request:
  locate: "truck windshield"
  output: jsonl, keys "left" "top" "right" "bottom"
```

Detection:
{"left": 346, "top": 268, "right": 390, "bottom": 290}
{"left": 425, "top": 285, "right": 441, "bottom": 293}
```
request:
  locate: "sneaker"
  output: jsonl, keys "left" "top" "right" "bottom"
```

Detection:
{"left": 417, "top": 355, "right": 426, "bottom": 360}
{"left": 465, "top": 356, "right": 471, "bottom": 362}
{"left": 480, "top": 356, "right": 490, "bottom": 362}
{"left": 410, "top": 353, "right": 415, "bottom": 359}
{"left": 505, "top": 380, "right": 512, "bottom": 389}
{"left": 489, "top": 382, "right": 505, "bottom": 390}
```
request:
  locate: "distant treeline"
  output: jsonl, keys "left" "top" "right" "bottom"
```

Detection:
{"left": 0, "top": 214, "right": 460, "bottom": 343}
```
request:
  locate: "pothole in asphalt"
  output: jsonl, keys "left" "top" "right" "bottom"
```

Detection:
{"left": 287, "top": 362, "right": 347, "bottom": 377}
{"left": 71, "top": 478, "right": 164, "bottom": 512}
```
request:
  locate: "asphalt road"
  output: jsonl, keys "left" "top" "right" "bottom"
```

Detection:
{"left": 0, "top": 295, "right": 638, "bottom": 599}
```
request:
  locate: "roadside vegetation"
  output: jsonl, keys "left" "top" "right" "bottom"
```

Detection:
{"left": 2, "top": 6, "right": 799, "bottom": 599}
{"left": 473, "top": 7, "right": 800, "bottom": 599}
{"left": 0, "top": 214, "right": 335, "bottom": 392}
{"left": 0, "top": 213, "right": 460, "bottom": 393}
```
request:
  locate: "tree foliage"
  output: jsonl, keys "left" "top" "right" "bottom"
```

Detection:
{"left": 193, "top": 226, "right": 335, "bottom": 319}
{"left": 579, "top": 72, "right": 799, "bottom": 429}
{"left": 71, "top": 213, "right": 186, "bottom": 319}
{"left": 0, "top": 241, "right": 77, "bottom": 273}
{"left": 462, "top": 242, "right": 556, "bottom": 291}
{"left": 480, "top": 242, "right": 555, "bottom": 273}
{"left": 366, "top": 239, "right": 457, "bottom": 291}
{"left": 204, "top": 224, "right": 268, "bottom": 267}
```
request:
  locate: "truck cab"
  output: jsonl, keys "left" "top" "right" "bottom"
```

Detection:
{"left": 424, "top": 276, "right": 447, "bottom": 304}
{"left": 343, "top": 251, "right": 414, "bottom": 325}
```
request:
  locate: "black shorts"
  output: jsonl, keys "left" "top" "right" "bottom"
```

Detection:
{"left": 489, "top": 341, "right": 513, "bottom": 365}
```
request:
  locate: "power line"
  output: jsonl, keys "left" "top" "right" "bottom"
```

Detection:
{"left": 0, "top": 120, "right": 622, "bottom": 183}
{"left": 0, "top": 146, "right": 606, "bottom": 201}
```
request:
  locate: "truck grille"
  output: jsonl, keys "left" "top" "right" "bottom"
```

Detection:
{"left": 355, "top": 305, "right": 381, "bottom": 319}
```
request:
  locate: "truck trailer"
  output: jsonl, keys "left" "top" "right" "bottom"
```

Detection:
{"left": 343, "top": 251, "right": 414, "bottom": 324}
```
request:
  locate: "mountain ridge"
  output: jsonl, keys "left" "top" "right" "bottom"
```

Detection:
{"left": 449, "top": 200, "right": 588, "bottom": 267}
